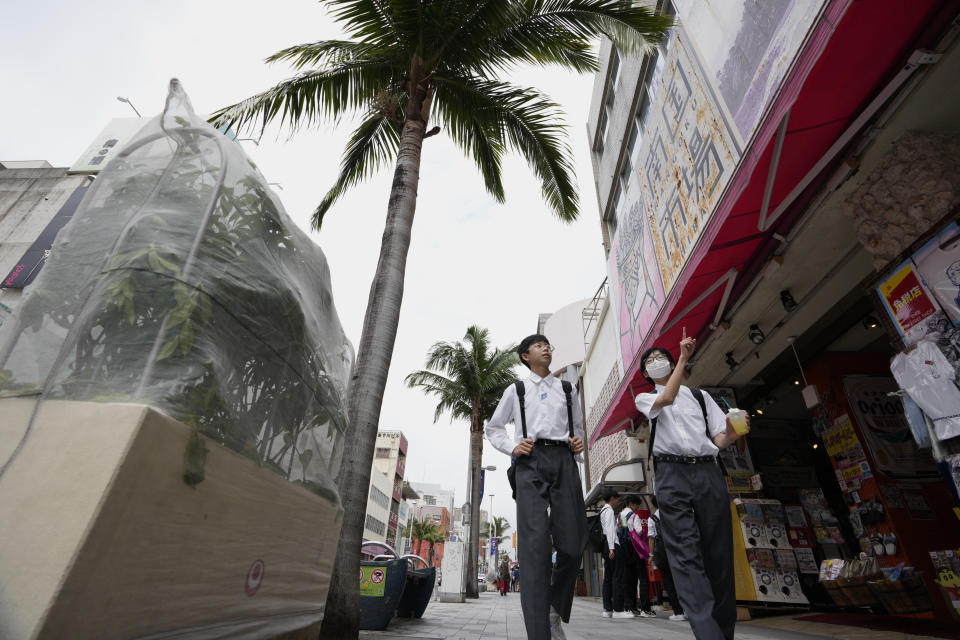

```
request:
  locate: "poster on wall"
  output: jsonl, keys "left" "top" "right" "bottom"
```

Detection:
{"left": 821, "top": 414, "right": 871, "bottom": 492}
{"left": 843, "top": 376, "right": 938, "bottom": 479}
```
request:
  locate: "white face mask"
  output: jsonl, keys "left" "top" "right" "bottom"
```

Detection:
{"left": 646, "top": 359, "right": 673, "bottom": 380}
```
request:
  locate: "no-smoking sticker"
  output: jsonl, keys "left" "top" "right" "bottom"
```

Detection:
{"left": 371, "top": 569, "right": 385, "bottom": 584}
{"left": 245, "top": 559, "right": 265, "bottom": 596}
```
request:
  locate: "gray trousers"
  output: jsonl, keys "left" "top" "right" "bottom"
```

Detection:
{"left": 656, "top": 460, "right": 736, "bottom": 640}
{"left": 515, "top": 444, "right": 587, "bottom": 640}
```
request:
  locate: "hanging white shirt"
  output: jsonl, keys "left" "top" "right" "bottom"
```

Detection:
{"left": 891, "top": 340, "right": 960, "bottom": 441}
{"left": 634, "top": 384, "right": 726, "bottom": 457}
{"left": 485, "top": 372, "right": 585, "bottom": 457}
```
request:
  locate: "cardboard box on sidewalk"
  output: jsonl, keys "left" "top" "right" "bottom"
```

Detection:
{"left": 0, "top": 398, "right": 342, "bottom": 639}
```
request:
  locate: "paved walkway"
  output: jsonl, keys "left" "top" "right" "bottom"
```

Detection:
{"left": 359, "top": 592, "right": 943, "bottom": 640}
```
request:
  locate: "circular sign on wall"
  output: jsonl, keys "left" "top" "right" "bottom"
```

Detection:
{"left": 245, "top": 559, "right": 266, "bottom": 597}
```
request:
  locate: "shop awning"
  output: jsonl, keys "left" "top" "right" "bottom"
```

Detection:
{"left": 583, "top": 457, "right": 647, "bottom": 508}
{"left": 590, "top": 0, "right": 960, "bottom": 446}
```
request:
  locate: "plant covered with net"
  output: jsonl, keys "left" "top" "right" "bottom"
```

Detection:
{"left": 0, "top": 80, "right": 353, "bottom": 497}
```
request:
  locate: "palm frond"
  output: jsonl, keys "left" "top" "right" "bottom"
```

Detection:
{"left": 506, "top": 0, "right": 673, "bottom": 59}
{"left": 433, "top": 96, "right": 506, "bottom": 202}
{"left": 314, "top": 109, "right": 402, "bottom": 228}
{"left": 433, "top": 75, "right": 578, "bottom": 221}
{"left": 266, "top": 40, "right": 389, "bottom": 69}
{"left": 324, "top": 0, "right": 397, "bottom": 44}
{"left": 208, "top": 60, "right": 398, "bottom": 136}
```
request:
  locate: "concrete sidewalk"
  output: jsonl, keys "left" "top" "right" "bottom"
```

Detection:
{"left": 358, "top": 591, "right": 942, "bottom": 640}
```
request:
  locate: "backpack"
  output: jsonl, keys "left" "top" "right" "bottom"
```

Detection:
{"left": 618, "top": 510, "right": 651, "bottom": 560}
{"left": 647, "top": 387, "right": 726, "bottom": 474}
{"left": 507, "top": 379, "right": 575, "bottom": 499}
{"left": 587, "top": 506, "right": 608, "bottom": 554}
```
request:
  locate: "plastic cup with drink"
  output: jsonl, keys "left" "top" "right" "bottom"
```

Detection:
{"left": 720, "top": 396, "right": 750, "bottom": 435}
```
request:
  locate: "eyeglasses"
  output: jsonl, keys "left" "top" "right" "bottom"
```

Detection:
{"left": 644, "top": 355, "right": 668, "bottom": 366}
{"left": 529, "top": 342, "right": 555, "bottom": 353}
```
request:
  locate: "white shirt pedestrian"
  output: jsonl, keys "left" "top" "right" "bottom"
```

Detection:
{"left": 485, "top": 373, "right": 585, "bottom": 456}
{"left": 634, "top": 385, "right": 726, "bottom": 457}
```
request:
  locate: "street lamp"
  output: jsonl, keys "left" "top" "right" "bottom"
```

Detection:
{"left": 116, "top": 96, "right": 142, "bottom": 118}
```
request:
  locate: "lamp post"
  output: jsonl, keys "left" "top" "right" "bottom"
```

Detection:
{"left": 116, "top": 96, "right": 142, "bottom": 118}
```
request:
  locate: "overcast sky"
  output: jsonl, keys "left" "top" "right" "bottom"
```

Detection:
{"left": 1, "top": 0, "right": 608, "bottom": 527}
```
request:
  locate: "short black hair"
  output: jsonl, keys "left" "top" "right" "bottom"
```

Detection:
{"left": 650, "top": 495, "right": 659, "bottom": 508}
{"left": 518, "top": 333, "right": 549, "bottom": 370}
{"left": 601, "top": 487, "right": 620, "bottom": 502}
{"left": 638, "top": 345, "right": 676, "bottom": 385}
{"left": 624, "top": 493, "right": 642, "bottom": 507}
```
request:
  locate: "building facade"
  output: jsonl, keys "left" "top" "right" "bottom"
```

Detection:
{"left": 0, "top": 162, "right": 92, "bottom": 323}
{"left": 370, "top": 430, "right": 409, "bottom": 547}
{"left": 363, "top": 465, "right": 394, "bottom": 543}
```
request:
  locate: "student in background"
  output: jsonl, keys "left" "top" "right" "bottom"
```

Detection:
{"left": 600, "top": 488, "right": 632, "bottom": 619}
{"left": 648, "top": 496, "right": 686, "bottom": 622}
{"left": 619, "top": 494, "right": 656, "bottom": 618}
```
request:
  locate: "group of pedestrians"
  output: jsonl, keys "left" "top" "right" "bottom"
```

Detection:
{"left": 484, "top": 332, "right": 746, "bottom": 639}
{"left": 598, "top": 488, "right": 686, "bottom": 621}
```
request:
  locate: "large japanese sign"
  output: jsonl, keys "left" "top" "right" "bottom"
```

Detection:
{"left": 608, "top": 0, "right": 824, "bottom": 368}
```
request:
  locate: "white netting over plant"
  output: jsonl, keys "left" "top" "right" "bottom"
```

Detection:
{"left": 0, "top": 80, "right": 354, "bottom": 498}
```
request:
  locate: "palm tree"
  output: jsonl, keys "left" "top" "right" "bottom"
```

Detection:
{"left": 480, "top": 514, "right": 512, "bottom": 544}
{"left": 406, "top": 326, "right": 518, "bottom": 597}
{"left": 410, "top": 518, "right": 439, "bottom": 558}
{"left": 426, "top": 528, "right": 446, "bottom": 567}
{"left": 212, "top": 3, "right": 671, "bottom": 636}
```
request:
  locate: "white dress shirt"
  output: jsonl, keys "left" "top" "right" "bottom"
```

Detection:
{"left": 648, "top": 509, "right": 660, "bottom": 538}
{"left": 600, "top": 503, "right": 617, "bottom": 550}
{"left": 485, "top": 372, "right": 585, "bottom": 457}
{"left": 892, "top": 340, "right": 960, "bottom": 441}
{"left": 634, "top": 384, "right": 726, "bottom": 457}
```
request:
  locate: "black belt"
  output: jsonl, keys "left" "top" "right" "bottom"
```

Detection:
{"left": 653, "top": 454, "right": 716, "bottom": 464}
{"left": 536, "top": 438, "right": 568, "bottom": 447}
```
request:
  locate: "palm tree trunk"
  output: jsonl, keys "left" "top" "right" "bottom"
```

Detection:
{"left": 320, "top": 88, "right": 429, "bottom": 638}
{"left": 466, "top": 424, "right": 484, "bottom": 598}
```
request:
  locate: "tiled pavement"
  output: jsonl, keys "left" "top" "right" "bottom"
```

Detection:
{"left": 359, "top": 592, "right": 944, "bottom": 640}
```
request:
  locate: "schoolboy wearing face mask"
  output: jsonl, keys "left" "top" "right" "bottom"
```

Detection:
{"left": 632, "top": 334, "right": 747, "bottom": 640}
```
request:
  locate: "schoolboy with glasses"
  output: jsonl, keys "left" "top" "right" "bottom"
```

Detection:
{"left": 485, "top": 334, "right": 587, "bottom": 640}
{"left": 633, "top": 332, "right": 747, "bottom": 640}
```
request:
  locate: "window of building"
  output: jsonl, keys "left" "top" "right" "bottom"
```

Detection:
{"left": 594, "top": 49, "right": 620, "bottom": 154}
{"left": 369, "top": 485, "right": 390, "bottom": 509}
{"left": 375, "top": 447, "right": 392, "bottom": 458}
{"left": 365, "top": 514, "right": 386, "bottom": 536}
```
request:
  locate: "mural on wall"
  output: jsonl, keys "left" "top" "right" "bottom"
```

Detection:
{"left": 607, "top": 0, "right": 824, "bottom": 369}
{"left": 611, "top": 195, "right": 666, "bottom": 366}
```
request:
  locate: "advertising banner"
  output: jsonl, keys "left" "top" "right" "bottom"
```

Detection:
{"left": 843, "top": 376, "right": 938, "bottom": 479}
{"left": 877, "top": 260, "right": 941, "bottom": 345}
